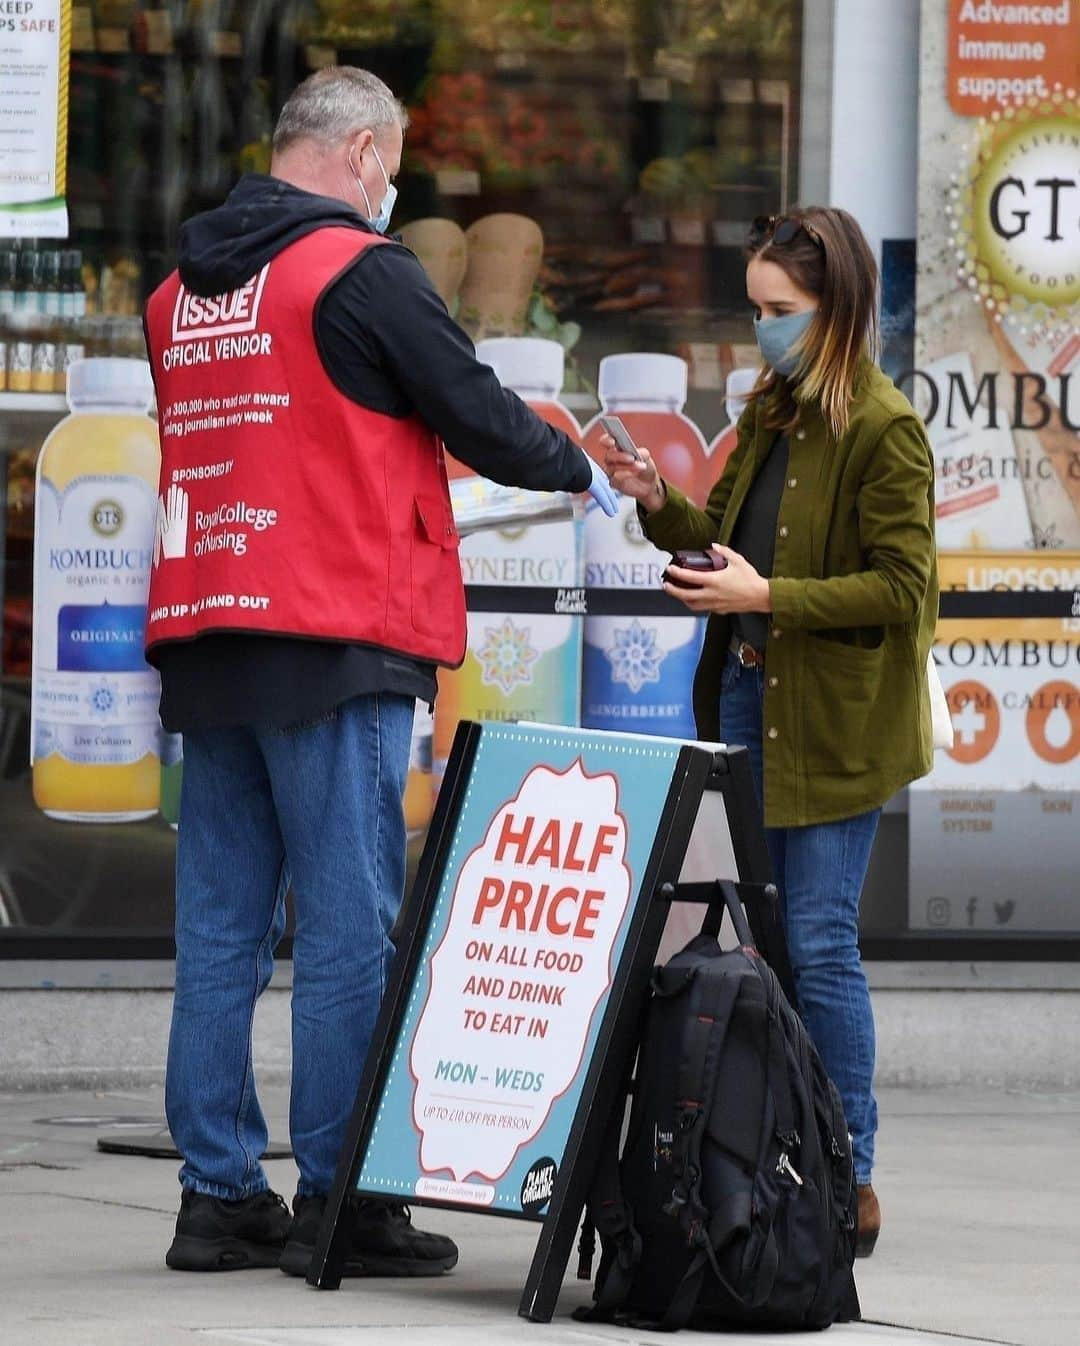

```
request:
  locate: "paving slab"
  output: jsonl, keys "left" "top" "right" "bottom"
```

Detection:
{"left": 2, "top": 1085, "right": 1078, "bottom": 1346}
{"left": 202, "top": 1325, "right": 1009, "bottom": 1346}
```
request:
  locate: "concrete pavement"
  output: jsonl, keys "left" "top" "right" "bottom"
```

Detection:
{"left": 2, "top": 1084, "right": 1078, "bottom": 1346}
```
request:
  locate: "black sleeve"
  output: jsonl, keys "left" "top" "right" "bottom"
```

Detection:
{"left": 315, "top": 243, "right": 594, "bottom": 493}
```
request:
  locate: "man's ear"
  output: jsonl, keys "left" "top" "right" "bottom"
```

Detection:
{"left": 347, "top": 128, "right": 375, "bottom": 169}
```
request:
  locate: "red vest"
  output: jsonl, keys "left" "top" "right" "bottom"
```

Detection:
{"left": 143, "top": 227, "right": 466, "bottom": 667}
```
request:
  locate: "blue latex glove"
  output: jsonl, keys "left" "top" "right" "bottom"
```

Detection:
{"left": 587, "top": 458, "right": 619, "bottom": 517}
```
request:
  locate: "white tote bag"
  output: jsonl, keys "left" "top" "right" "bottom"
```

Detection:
{"left": 927, "top": 652, "right": 954, "bottom": 751}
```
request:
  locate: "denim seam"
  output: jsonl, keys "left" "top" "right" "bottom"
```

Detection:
{"left": 233, "top": 870, "right": 284, "bottom": 1193}
{"left": 372, "top": 693, "right": 386, "bottom": 1001}
{"left": 838, "top": 815, "right": 876, "bottom": 1185}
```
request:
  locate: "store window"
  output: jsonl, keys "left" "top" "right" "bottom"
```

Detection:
{"left": 0, "top": 0, "right": 804, "bottom": 946}
{"left": 5, "top": 2, "right": 1071, "bottom": 958}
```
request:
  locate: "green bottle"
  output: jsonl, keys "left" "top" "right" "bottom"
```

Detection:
{"left": 160, "top": 731, "right": 183, "bottom": 829}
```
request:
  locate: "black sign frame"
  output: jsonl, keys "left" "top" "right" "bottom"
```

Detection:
{"left": 307, "top": 722, "right": 778, "bottom": 1325}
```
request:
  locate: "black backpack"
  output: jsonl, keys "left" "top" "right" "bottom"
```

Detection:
{"left": 576, "top": 884, "right": 860, "bottom": 1332}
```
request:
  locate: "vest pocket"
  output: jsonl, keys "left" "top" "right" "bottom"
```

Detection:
{"left": 411, "top": 495, "right": 460, "bottom": 641}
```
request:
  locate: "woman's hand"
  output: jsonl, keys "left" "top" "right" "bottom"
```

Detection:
{"left": 597, "top": 432, "right": 666, "bottom": 514}
{"left": 663, "top": 545, "right": 773, "bottom": 615}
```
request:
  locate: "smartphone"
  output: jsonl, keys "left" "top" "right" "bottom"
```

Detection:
{"left": 599, "top": 415, "right": 644, "bottom": 462}
{"left": 662, "top": 549, "right": 728, "bottom": 586}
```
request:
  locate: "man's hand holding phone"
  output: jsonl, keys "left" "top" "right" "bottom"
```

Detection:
{"left": 597, "top": 416, "right": 666, "bottom": 514}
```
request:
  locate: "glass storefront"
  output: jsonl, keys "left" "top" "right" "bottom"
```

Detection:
{"left": 0, "top": 0, "right": 1076, "bottom": 957}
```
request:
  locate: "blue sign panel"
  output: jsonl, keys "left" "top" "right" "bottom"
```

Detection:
{"left": 358, "top": 723, "right": 683, "bottom": 1217}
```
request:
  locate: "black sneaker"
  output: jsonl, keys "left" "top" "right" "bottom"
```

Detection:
{"left": 166, "top": 1189, "right": 292, "bottom": 1271}
{"left": 280, "top": 1195, "right": 458, "bottom": 1278}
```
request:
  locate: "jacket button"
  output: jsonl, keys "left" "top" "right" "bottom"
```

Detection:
{"left": 787, "top": 476, "right": 797, "bottom": 489}
{"left": 772, "top": 627, "right": 783, "bottom": 638}
{"left": 778, "top": 524, "right": 789, "bottom": 539}
{"left": 768, "top": 676, "right": 779, "bottom": 688}
{"left": 795, "top": 428, "right": 806, "bottom": 440}
{"left": 767, "top": 726, "right": 779, "bottom": 739}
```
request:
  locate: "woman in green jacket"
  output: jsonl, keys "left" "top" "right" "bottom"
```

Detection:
{"left": 599, "top": 207, "right": 938, "bottom": 1258}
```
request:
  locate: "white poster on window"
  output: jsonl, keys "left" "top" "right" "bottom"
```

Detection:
{"left": 0, "top": 0, "right": 70, "bottom": 237}
{"left": 910, "top": 1, "right": 1080, "bottom": 932}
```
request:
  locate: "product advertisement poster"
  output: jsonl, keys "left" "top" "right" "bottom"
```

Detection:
{"left": 435, "top": 337, "right": 585, "bottom": 796}
{"left": 581, "top": 353, "right": 709, "bottom": 742}
{"left": 30, "top": 358, "right": 163, "bottom": 823}
{"left": 357, "top": 723, "right": 682, "bottom": 1217}
{"left": 911, "top": 1, "right": 1080, "bottom": 929}
{"left": 0, "top": 0, "right": 70, "bottom": 237}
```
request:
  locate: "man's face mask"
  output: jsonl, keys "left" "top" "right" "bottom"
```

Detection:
{"left": 351, "top": 143, "right": 397, "bottom": 234}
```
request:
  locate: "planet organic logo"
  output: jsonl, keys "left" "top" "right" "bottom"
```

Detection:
{"left": 91, "top": 499, "right": 124, "bottom": 538}
{"left": 947, "top": 87, "right": 1079, "bottom": 337}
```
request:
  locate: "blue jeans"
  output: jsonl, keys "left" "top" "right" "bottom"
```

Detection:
{"left": 720, "top": 652, "right": 880, "bottom": 1185}
{"left": 166, "top": 692, "right": 415, "bottom": 1200}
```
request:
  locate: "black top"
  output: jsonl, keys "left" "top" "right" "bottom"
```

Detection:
{"left": 152, "top": 175, "right": 592, "bottom": 732}
{"left": 729, "top": 433, "right": 789, "bottom": 653}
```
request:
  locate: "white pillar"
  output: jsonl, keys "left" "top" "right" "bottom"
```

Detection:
{"left": 828, "top": 0, "right": 921, "bottom": 265}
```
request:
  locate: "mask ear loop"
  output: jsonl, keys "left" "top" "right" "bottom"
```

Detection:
{"left": 348, "top": 145, "right": 374, "bottom": 219}
{"left": 371, "top": 144, "right": 391, "bottom": 192}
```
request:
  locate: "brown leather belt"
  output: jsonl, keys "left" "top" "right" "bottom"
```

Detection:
{"left": 730, "top": 635, "right": 765, "bottom": 669}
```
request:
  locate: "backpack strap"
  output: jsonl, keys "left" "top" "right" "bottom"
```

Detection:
{"left": 575, "top": 1213, "right": 596, "bottom": 1280}
{"left": 660, "top": 969, "right": 744, "bottom": 1329}
{"left": 667, "top": 968, "right": 742, "bottom": 1230}
{"left": 748, "top": 956, "right": 800, "bottom": 1148}
{"left": 573, "top": 1059, "right": 643, "bottom": 1322}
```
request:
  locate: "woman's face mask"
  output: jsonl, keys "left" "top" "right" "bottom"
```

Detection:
{"left": 753, "top": 308, "right": 817, "bottom": 378}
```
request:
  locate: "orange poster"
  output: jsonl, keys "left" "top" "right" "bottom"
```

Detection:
{"left": 947, "top": 0, "right": 1080, "bottom": 114}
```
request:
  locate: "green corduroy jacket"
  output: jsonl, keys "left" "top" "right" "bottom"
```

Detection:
{"left": 642, "top": 361, "right": 938, "bottom": 827}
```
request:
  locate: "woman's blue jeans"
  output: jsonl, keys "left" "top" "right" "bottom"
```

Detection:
{"left": 166, "top": 692, "right": 415, "bottom": 1200}
{"left": 720, "top": 652, "right": 880, "bottom": 1185}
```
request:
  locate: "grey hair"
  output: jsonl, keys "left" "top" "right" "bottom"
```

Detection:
{"left": 273, "top": 67, "right": 408, "bottom": 153}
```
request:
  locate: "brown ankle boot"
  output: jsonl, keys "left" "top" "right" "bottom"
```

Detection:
{"left": 856, "top": 1184, "right": 880, "bottom": 1258}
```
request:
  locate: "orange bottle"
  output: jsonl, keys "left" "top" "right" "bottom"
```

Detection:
{"left": 704, "top": 366, "right": 760, "bottom": 492}
{"left": 434, "top": 338, "right": 584, "bottom": 794}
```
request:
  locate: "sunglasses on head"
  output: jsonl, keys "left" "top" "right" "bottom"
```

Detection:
{"left": 749, "top": 215, "right": 824, "bottom": 251}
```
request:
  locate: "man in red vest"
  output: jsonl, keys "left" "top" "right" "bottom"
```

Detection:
{"left": 144, "top": 66, "right": 616, "bottom": 1278}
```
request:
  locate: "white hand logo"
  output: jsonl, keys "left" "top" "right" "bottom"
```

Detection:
{"left": 154, "top": 483, "right": 189, "bottom": 566}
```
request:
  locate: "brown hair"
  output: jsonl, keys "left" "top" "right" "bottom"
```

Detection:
{"left": 745, "top": 206, "right": 879, "bottom": 438}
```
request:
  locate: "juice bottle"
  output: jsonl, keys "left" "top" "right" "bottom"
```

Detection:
{"left": 581, "top": 353, "right": 709, "bottom": 740}
{"left": 7, "top": 309, "right": 34, "bottom": 393}
{"left": 30, "top": 254, "right": 58, "bottom": 390}
{"left": 14, "top": 247, "right": 40, "bottom": 315}
{"left": 160, "top": 729, "right": 183, "bottom": 829}
{"left": 0, "top": 250, "right": 15, "bottom": 315}
{"left": 62, "top": 250, "right": 88, "bottom": 319}
{"left": 31, "top": 357, "right": 162, "bottom": 821}
{"left": 433, "top": 337, "right": 584, "bottom": 792}
{"left": 704, "top": 366, "right": 759, "bottom": 491}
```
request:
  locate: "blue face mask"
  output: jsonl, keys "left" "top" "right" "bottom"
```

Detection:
{"left": 353, "top": 144, "right": 397, "bottom": 234}
{"left": 753, "top": 308, "right": 816, "bottom": 378}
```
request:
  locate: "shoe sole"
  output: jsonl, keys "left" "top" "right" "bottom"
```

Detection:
{"left": 166, "top": 1234, "right": 284, "bottom": 1272}
{"left": 279, "top": 1242, "right": 458, "bottom": 1279}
